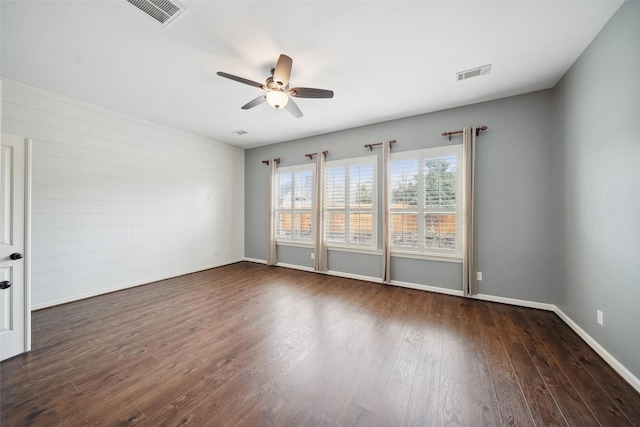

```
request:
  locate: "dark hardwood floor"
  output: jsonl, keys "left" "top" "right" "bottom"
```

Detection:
{"left": 2, "top": 261, "right": 639, "bottom": 426}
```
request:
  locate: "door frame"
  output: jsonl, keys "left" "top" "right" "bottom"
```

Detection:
{"left": 24, "top": 138, "right": 32, "bottom": 353}
{"left": 1, "top": 135, "right": 33, "bottom": 356}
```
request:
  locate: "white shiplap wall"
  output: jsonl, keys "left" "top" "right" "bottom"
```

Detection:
{"left": 1, "top": 79, "right": 244, "bottom": 309}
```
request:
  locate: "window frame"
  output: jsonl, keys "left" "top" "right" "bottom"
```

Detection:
{"left": 389, "top": 145, "right": 463, "bottom": 260}
{"left": 324, "top": 155, "right": 378, "bottom": 250}
{"left": 273, "top": 163, "right": 315, "bottom": 246}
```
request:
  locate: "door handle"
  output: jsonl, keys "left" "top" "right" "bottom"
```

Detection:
{"left": 0, "top": 281, "right": 11, "bottom": 290}
{"left": 10, "top": 253, "right": 23, "bottom": 260}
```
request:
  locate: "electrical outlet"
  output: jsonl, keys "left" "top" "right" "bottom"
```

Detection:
{"left": 310, "top": 253, "right": 315, "bottom": 260}
{"left": 597, "top": 310, "right": 604, "bottom": 326}
{"left": 477, "top": 272, "right": 482, "bottom": 281}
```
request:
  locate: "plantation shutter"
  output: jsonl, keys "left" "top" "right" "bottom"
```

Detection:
{"left": 389, "top": 146, "right": 462, "bottom": 257}
{"left": 348, "top": 163, "right": 375, "bottom": 245}
{"left": 325, "top": 165, "right": 346, "bottom": 243}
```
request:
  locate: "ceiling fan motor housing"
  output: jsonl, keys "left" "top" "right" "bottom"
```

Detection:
{"left": 265, "top": 77, "right": 287, "bottom": 91}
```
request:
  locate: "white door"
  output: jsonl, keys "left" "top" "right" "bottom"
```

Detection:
{"left": 1, "top": 133, "right": 30, "bottom": 361}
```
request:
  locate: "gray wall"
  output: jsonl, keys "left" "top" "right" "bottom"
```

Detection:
{"left": 552, "top": 1, "right": 640, "bottom": 379}
{"left": 246, "top": 90, "right": 555, "bottom": 303}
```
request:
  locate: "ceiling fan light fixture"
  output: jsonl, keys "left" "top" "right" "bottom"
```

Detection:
{"left": 266, "top": 91, "right": 289, "bottom": 109}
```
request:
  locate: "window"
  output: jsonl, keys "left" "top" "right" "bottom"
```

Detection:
{"left": 389, "top": 146, "right": 462, "bottom": 258}
{"left": 274, "top": 165, "right": 314, "bottom": 243}
{"left": 324, "top": 156, "right": 377, "bottom": 248}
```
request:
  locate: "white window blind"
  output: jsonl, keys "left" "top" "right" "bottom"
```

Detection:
{"left": 274, "top": 165, "right": 314, "bottom": 242}
{"left": 389, "top": 146, "right": 462, "bottom": 257}
{"left": 324, "top": 156, "right": 377, "bottom": 248}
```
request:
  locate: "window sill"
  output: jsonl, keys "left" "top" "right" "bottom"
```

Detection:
{"left": 390, "top": 251, "right": 462, "bottom": 263}
{"left": 327, "top": 246, "right": 382, "bottom": 256}
{"left": 276, "top": 241, "right": 314, "bottom": 249}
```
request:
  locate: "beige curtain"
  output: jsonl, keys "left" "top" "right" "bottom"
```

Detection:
{"left": 266, "top": 159, "right": 278, "bottom": 266}
{"left": 463, "top": 127, "right": 478, "bottom": 295}
{"left": 314, "top": 151, "right": 328, "bottom": 271}
{"left": 381, "top": 140, "right": 391, "bottom": 284}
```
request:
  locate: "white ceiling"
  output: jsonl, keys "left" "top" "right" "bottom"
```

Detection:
{"left": 1, "top": 1, "right": 623, "bottom": 149}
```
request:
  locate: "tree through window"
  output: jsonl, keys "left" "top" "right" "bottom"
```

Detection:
{"left": 389, "top": 146, "right": 462, "bottom": 257}
{"left": 274, "top": 165, "right": 314, "bottom": 242}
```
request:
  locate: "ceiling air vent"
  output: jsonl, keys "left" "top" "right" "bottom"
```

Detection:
{"left": 125, "top": 0, "right": 185, "bottom": 26}
{"left": 232, "top": 130, "right": 248, "bottom": 136}
{"left": 456, "top": 64, "right": 492, "bottom": 81}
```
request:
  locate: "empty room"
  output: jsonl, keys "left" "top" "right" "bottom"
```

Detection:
{"left": 1, "top": 0, "right": 639, "bottom": 425}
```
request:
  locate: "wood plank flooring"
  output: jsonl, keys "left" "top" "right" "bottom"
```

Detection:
{"left": 2, "top": 261, "right": 639, "bottom": 426}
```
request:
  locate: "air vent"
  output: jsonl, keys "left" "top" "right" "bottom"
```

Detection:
{"left": 456, "top": 64, "right": 492, "bottom": 81}
{"left": 232, "top": 130, "right": 248, "bottom": 136}
{"left": 125, "top": 0, "right": 185, "bottom": 26}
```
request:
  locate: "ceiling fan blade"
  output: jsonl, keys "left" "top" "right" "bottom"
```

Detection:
{"left": 285, "top": 97, "right": 303, "bottom": 118}
{"left": 241, "top": 95, "right": 267, "bottom": 110}
{"left": 273, "top": 54, "right": 293, "bottom": 87}
{"left": 289, "top": 87, "right": 334, "bottom": 98}
{"left": 217, "top": 71, "right": 264, "bottom": 89}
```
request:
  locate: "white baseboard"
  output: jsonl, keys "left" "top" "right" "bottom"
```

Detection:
{"left": 31, "top": 259, "right": 244, "bottom": 311}
{"left": 243, "top": 257, "right": 267, "bottom": 265}
{"left": 473, "top": 293, "right": 556, "bottom": 311}
{"left": 275, "top": 262, "right": 315, "bottom": 272}
{"left": 390, "top": 279, "right": 464, "bottom": 297}
{"left": 327, "top": 269, "right": 384, "bottom": 284}
{"left": 554, "top": 307, "right": 640, "bottom": 394}
{"left": 281, "top": 263, "right": 385, "bottom": 284}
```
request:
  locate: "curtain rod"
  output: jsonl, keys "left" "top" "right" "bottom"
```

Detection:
{"left": 305, "top": 150, "right": 328, "bottom": 160}
{"left": 364, "top": 139, "right": 397, "bottom": 151}
{"left": 261, "top": 158, "right": 280, "bottom": 165}
{"left": 442, "top": 126, "right": 488, "bottom": 141}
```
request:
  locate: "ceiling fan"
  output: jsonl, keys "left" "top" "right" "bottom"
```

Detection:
{"left": 217, "top": 54, "right": 334, "bottom": 118}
